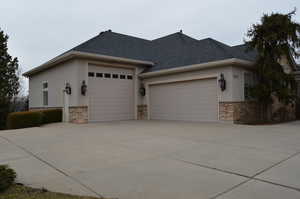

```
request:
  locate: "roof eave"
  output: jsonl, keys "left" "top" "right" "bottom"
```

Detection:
{"left": 23, "top": 51, "right": 154, "bottom": 77}
{"left": 139, "top": 58, "right": 254, "bottom": 79}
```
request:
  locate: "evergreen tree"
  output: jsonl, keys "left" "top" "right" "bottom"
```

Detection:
{"left": 246, "top": 9, "right": 300, "bottom": 121}
{"left": 0, "top": 29, "right": 19, "bottom": 129}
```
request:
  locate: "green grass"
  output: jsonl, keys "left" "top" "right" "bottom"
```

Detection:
{"left": 0, "top": 184, "right": 103, "bottom": 199}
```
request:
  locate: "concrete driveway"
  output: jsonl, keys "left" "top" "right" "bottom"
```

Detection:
{"left": 1, "top": 121, "right": 300, "bottom": 199}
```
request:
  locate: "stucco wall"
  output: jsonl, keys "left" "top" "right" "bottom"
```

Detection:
{"left": 29, "top": 59, "right": 88, "bottom": 108}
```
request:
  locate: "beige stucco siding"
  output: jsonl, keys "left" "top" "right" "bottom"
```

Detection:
{"left": 29, "top": 59, "right": 87, "bottom": 108}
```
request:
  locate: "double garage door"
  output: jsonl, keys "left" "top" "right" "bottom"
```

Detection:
{"left": 88, "top": 65, "right": 134, "bottom": 122}
{"left": 149, "top": 78, "right": 218, "bottom": 122}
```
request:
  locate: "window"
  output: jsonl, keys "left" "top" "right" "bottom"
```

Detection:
{"left": 42, "top": 82, "right": 48, "bottom": 106}
{"left": 127, "top": 75, "right": 133, "bottom": 80}
{"left": 43, "top": 82, "right": 48, "bottom": 89}
{"left": 104, "top": 73, "right": 111, "bottom": 78}
{"left": 96, "top": 73, "right": 103, "bottom": 78}
{"left": 88, "top": 72, "right": 95, "bottom": 77}
{"left": 120, "top": 75, "right": 126, "bottom": 79}
{"left": 112, "top": 74, "right": 119, "bottom": 79}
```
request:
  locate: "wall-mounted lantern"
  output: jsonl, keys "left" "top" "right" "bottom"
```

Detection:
{"left": 81, "top": 80, "right": 87, "bottom": 96}
{"left": 65, "top": 83, "right": 72, "bottom": 95}
{"left": 139, "top": 85, "right": 146, "bottom": 97}
{"left": 218, "top": 73, "right": 226, "bottom": 91}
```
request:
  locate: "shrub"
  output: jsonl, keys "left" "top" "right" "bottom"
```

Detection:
{"left": 6, "top": 109, "right": 63, "bottom": 129}
{"left": 41, "top": 109, "right": 62, "bottom": 124}
{"left": 0, "top": 165, "right": 16, "bottom": 192}
{"left": 6, "top": 111, "right": 43, "bottom": 129}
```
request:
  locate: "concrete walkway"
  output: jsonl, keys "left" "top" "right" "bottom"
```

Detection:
{"left": 1, "top": 121, "right": 300, "bottom": 199}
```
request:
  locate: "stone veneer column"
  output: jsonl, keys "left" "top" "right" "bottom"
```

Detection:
{"left": 69, "top": 106, "right": 88, "bottom": 124}
{"left": 219, "top": 102, "right": 235, "bottom": 121}
{"left": 137, "top": 105, "right": 148, "bottom": 120}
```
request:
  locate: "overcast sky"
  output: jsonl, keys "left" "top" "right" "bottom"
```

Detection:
{"left": 0, "top": 0, "right": 299, "bottom": 94}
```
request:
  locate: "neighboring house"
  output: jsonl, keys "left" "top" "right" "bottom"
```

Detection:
{"left": 23, "top": 30, "right": 299, "bottom": 123}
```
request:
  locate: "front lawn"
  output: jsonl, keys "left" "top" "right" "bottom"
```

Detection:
{"left": 0, "top": 184, "right": 103, "bottom": 199}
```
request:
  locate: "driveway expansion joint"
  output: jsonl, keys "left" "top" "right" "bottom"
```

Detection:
{"left": 171, "top": 151, "right": 300, "bottom": 198}
{"left": 0, "top": 135, "right": 105, "bottom": 199}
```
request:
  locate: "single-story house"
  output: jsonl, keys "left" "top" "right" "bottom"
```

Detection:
{"left": 23, "top": 30, "right": 300, "bottom": 123}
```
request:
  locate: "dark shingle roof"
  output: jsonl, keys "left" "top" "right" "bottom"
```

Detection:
{"left": 230, "top": 44, "right": 258, "bottom": 62}
{"left": 70, "top": 30, "right": 257, "bottom": 72}
{"left": 72, "top": 31, "right": 153, "bottom": 62}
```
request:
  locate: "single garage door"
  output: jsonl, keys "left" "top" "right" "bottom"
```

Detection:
{"left": 88, "top": 65, "right": 134, "bottom": 122}
{"left": 149, "top": 78, "right": 218, "bottom": 121}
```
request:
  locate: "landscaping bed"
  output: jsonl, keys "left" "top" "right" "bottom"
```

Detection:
{"left": 0, "top": 184, "right": 103, "bottom": 199}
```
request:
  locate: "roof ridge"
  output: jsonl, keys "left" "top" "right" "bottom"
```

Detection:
{"left": 108, "top": 31, "right": 151, "bottom": 42}
{"left": 232, "top": 43, "right": 248, "bottom": 48}
{"left": 151, "top": 32, "right": 179, "bottom": 41}
{"left": 72, "top": 34, "right": 100, "bottom": 51}
{"left": 205, "top": 38, "right": 234, "bottom": 58}
{"left": 151, "top": 32, "right": 198, "bottom": 42}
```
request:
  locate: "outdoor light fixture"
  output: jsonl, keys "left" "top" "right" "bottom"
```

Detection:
{"left": 65, "top": 83, "right": 72, "bottom": 95}
{"left": 81, "top": 80, "right": 87, "bottom": 96}
{"left": 218, "top": 73, "right": 226, "bottom": 91}
{"left": 139, "top": 86, "right": 146, "bottom": 96}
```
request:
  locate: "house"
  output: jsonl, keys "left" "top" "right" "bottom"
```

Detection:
{"left": 23, "top": 30, "right": 299, "bottom": 123}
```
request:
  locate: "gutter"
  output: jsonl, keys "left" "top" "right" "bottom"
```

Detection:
{"left": 139, "top": 58, "right": 254, "bottom": 79}
{"left": 23, "top": 51, "right": 154, "bottom": 77}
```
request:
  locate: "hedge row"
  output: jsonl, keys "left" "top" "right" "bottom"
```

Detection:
{"left": 6, "top": 109, "right": 62, "bottom": 129}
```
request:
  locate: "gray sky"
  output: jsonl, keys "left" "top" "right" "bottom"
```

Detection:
{"left": 0, "top": 0, "right": 299, "bottom": 95}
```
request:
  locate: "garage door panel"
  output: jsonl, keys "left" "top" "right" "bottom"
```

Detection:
{"left": 88, "top": 65, "right": 134, "bottom": 122}
{"left": 150, "top": 78, "right": 218, "bottom": 122}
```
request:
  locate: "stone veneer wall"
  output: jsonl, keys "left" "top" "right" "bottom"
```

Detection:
{"left": 219, "top": 101, "right": 296, "bottom": 123}
{"left": 69, "top": 106, "right": 88, "bottom": 124}
{"left": 219, "top": 102, "right": 261, "bottom": 123}
{"left": 137, "top": 105, "right": 148, "bottom": 120}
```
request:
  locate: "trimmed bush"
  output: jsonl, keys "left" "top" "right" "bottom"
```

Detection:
{"left": 0, "top": 165, "right": 16, "bottom": 192}
{"left": 41, "top": 109, "right": 62, "bottom": 124}
{"left": 6, "top": 111, "right": 43, "bottom": 129}
{"left": 6, "top": 109, "right": 63, "bottom": 129}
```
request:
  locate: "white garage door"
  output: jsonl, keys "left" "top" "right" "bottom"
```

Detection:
{"left": 149, "top": 78, "right": 218, "bottom": 121}
{"left": 88, "top": 65, "right": 134, "bottom": 122}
